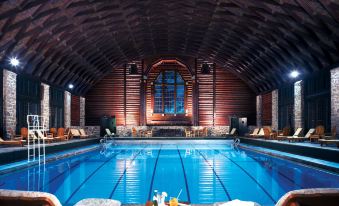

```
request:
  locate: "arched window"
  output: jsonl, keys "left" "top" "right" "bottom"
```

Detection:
{"left": 154, "top": 70, "right": 185, "bottom": 114}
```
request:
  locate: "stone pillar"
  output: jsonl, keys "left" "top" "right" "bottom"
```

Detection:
{"left": 64, "top": 91, "right": 71, "bottom": 128}
{"left": 331, "top": 67, "right": 339, "bottom": 138}
{"left": 80, "top": 97, "right": 85, "bottom": 127}
{"left": 41, "top": 83, "right": 50, "bottom": 127}
{"left": 256, "top": 95, "right": 262, "bottom": 127}
{"left": 294, "top": 80, "right": 304, "bottom": 130}
{"left": 271, "top": 89, "right": 278, "bottom": 131}
{"left": 3, "top": 70, "right": 17, "bottom": 137}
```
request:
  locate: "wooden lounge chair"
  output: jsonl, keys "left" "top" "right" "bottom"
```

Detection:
{"left": 248, "top": 128, "right": 259, "bottom": 137}
{"left": 79, "top": 129, "right": 89, "bottom": 138}
{"left": 37, "top": 130, "right": 54, "bottom": 143}
{"left": 309, "top": 125, "right": 325, "bottom": 142}
{"left": 286, "top": 128, "right": 311, "bottom": 142}
{"left": 276, "top": 127, "right": 291, "bottom": 140}
{"left": 52, "top": 128, "right": 66, "bottom": 141}
{"left": 184, "top": 128, "right": 192, "bottom": 137}
{"left": 200, "top": 127, "right": 208, "bottom": 137}
{"left": 50, "top": 128, "right": 57, "bottom": 137}
{"left": 145, "top": 128, "right": 153, "bottom": 137}
{"left": 131, "top": 127, "right": 138, "bottom": 137}
{"left": 0, "top": 137, "right": 25, "bottom": 146}
{"left": 323, "top": 126, "right": 336, "bottom": 140}
{"left": 8, "top": 128, "right": 22, "bottom": 140}
{"left": 319, "top": 126, "right": 338, "bottom": 147}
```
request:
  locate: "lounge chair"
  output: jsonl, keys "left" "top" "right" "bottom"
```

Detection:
{"left": 0, "top": 137, "right": 25, "bottom": 146}
{"left": 248, "top": 128, "right": 259, "bottom": 137}
{"left": 53, "top": 128, "right": 66, "bottom": 141}
{"left": 50, "top": 128, "right": 57, "bottom": 137}
{"left": 253, "top": 128, "right": 265, "bottom": 138}
{"left": 200, "top": 127, "right": 208, "bottom": 137}
{"left": 8, "top": 128, "right": 22, "bottom": 140}
{"left": 145, "top": 128, "right": 153, "bottom": 137}
{"left": 226, "top": 128, "right": 237, "bottom": 137}
{"left": 131, "top": 127, "right": 138, "bottom": 137}
{"left": 79, "top": 129, "right": 89, "bottom": 138}
{"left": 184, "top": 128, "right": 192, "bottom": 137}
{"left": 37, "top": 130, "right": 54, "bottom": 143}
{"left": 319, "top": 126, "right": 338, "bottom": 147}
{"left": 70, "top": 129, "right": 87, "bottom": 139}
{"left": 310, "top": 125, "right": 325, "bottom": 142}
{"left": 286, "top": 128, "right": 312, "bottom": 142}
{"left": 105, "top": 129, "right": 115, "bottom": 137}
{"left": 276, "top": 127, "right": 291, "bottom": 140}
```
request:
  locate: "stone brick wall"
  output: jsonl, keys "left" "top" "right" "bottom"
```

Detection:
{"left": 64, "top": 91, "right": 71, "bottom": 128}
{"left": 271, "top": 89, "right": 278, "bottom": 131}
{"left": 72, "top": 125, "right": 100, "bottom": 137}
{"left": 294, "top": 80, "right": 304, "bottom": 131}
{"left": 41, "top": 83, "right": 50, "bottom": 127}
{"left": 80, "top": 97, "right": 85, "bottom": 127}
{"left": 256, "top": 95, "right": 262, "bottom": 127}
{"left": 3, "top": 70, "right": 17, "bottom": 138}
{"left": 331, "top": 67, "right": 339, "bottom": 138}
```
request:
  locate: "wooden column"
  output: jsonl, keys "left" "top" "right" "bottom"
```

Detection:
{"left": 140, "top": 60, "right": 146, "bottom": 126}
{"left": 124, "top": 64, "right": 127, "bottom": 126}
{"left": 193, "top": 58, "right": 199, "bottom": 126}
{"left": 213, "top": 63, "right": 216, "bottom": 126}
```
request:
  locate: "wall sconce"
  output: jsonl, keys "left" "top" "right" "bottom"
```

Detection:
{"left": 162, "top": 114, "right": 165, "bottom": 116}
{"left": 185, "top": 109, "right": 188, "bottom": 116}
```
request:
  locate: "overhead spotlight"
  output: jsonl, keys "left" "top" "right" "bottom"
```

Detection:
{"left": 9, "top": 57, "right": 20, "bottom": 67}
{"left": 290, "top": 70, "right": 300, "bottom": 78}
{"left": 68, "top": 84, "right": 74, "bottom": 89}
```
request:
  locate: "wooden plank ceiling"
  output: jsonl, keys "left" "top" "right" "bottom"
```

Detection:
{"left": 0, "top": 0, "right": 338, "bottom": 94}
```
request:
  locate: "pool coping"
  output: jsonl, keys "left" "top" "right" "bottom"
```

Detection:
{"left": 0, "top": 144, "right": 100, "bottom": 175}
{"left": 238, "top": 143, "right": 339, "bottom": 174}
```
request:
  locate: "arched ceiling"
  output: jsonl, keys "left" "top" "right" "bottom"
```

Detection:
{"left": 0, "top": 0, "right": 339, "bottom": 94}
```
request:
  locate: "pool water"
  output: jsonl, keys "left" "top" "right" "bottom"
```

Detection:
{"left": 0, "top": 142, "right": 338, "bottom": 206}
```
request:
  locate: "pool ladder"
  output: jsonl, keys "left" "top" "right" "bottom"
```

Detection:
{"left": 27, "top": 115, "right": 47, "bottom": 164}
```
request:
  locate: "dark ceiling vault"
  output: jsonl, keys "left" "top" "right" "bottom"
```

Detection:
{"left": 0, "top": 0, "right": 338, "bottom": 94}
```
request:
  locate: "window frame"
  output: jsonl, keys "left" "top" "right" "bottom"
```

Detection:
{"left": 152, "top": 70, "right": 186, "bottom": 115}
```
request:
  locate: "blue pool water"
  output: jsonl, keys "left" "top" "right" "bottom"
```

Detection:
{"left": 0, "top": 142, "right": 338, "bottom": 206}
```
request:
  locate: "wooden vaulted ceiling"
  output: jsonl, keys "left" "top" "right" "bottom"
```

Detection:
{"left": 0, "top": 0, "right": 339, "bottom": 95}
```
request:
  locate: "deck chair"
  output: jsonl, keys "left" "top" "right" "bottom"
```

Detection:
{"left": 53, "top": 128, "right": 66, "bottom": 141}
{"left": 286, "top": 128, "right": 305, "bottom": 142}
{"left": 253, "top": 128, "right": 265, "bottom": 138}
{"left": 319, "top": 126, "right": 338, "bottom": 147}
{"left": 184, "top": 128, "right": 192, "bottom": 137}
{"left": 0, "top": 137, "right": 25, "bottom": 146}
{"left": 37, "top": 130, "right": 54, "bottom": 143}
{"left": 131, "top": 127, "right": 138, "bottom": 137}
{"left": 79, "top": 129, "right": 89, "bottom": 138}
{"left": 276, "top": 127, "right": 291, "bottom": 140}
{"left": 70, "top": 129, "right": 87, "bottom": 139}
{"left": 200, "top": 127, "right": 208, "bottom": 137}
{"left": 248, "top": 128, "right": 259, "bottom": 137}
{"left": 105, "top": 128, "right": 115, "bottom": 137}
{"left": 323, "top": 126, "right": 337, "bottom": 140}
{"left": 8, "top": 128, "right": 22, "bottom": 140}
{"left": 145, "top": 128, "right": 153, "bottom": 137}
{"left": 50, "top": 128, "right": 57, "bottom": 137}
{"left": 226, "top": 128, "right": 237, "bottom": 137}
{"left": 310, "top": 125, "right": 325, "bottom": 142}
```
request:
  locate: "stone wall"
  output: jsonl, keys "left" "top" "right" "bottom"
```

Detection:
{"left": 256, "top": 95, "right": 262, "bottom": 127}
{"left": 116, "top": 125, "right": 230, "bottom": 137}
{"left": 3, "top": 70, "right": 17, "bottom": 138}
{"left": 71, "top": 126, "right": 100, "bottom": 137}
{"left": 271, "top": 89, "right": 278, "bottom": 131}
{"left": 64, "top": 91, "right": 71, "bottom": 128}
{"left": 331, "top": 67, "right": 339, "bottom": 138}
{"left": 41, "top": 83, "right": 50, "bottom": 127}
{"left": 294, "top": 80, "right": 304, "bottom": 131}
{"left": 80, "top": 97, "right": 85, "bottom": 127}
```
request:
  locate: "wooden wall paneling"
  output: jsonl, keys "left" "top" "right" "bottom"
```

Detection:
{"left": 198, "top": 60, "right": 214, "bottom": 126}
{"left": 71, "top": 95, "right": 80, "bottom": 126}
{"left": 0, "top": 70, "right": 3, "bottom": 137}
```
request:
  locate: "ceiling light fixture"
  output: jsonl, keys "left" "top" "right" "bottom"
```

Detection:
{"left": 9, "top": 57, "right": 20, "bottom": 67}
{"left": 68, "top": 84, "right": 74, "bottom": 89}
{"left": 290, "top": 70, "right": 300, "bottom": 78}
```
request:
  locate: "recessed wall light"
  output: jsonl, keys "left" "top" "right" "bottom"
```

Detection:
{"left": 290, "top": 70, "right": 300, "bottom": 78}
{"left": 9, "top": 57, "right": 20, "bottom": 67}
{"left": 68, "top": 84, "right": 74, "bottom": 89}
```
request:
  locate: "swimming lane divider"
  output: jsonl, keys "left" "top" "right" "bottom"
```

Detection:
{"left": 109, "top": 146, "right": 149, "bottom": 199}
{"left": 147, "top": 145, "right": 163, "bottom": 201}
{"left": 64, "top": 149, "right": 126, "bottom": 205}
{"left": 213, "top": 149, "right": 277, "bottom": 204}
{"left": 192, "top": 146, "right": 232, "bottom": 201}
{"left": 177, "top": 147, "right": 191, "bottom": 203}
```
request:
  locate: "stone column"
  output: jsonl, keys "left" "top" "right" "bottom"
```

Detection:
{"left": 80, "top": 97, "right": 85, "bottom": 127}
{"left": 331, "top": 67, "right": 339, "bottom": 138}
{"left": 256, "top": 95, "right": 262, "bottom": 127}
{"left": 64, "top": 91, "right": 71, "bottom": 128}
{"left": 41, "top": 83, "right": 50, "bottom": 127}
{"left": 3, "top": 69, "right": 17, "bottom": 138}
{"left": 294, "top": 80, "right": 304, "bottom": 130}
{"left": 271, "top": 89, "right": 278, "bottom": 131}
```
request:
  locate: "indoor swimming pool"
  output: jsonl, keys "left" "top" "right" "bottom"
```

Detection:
{"left": 0, "top": 142, "right": 338, "bottom": 206}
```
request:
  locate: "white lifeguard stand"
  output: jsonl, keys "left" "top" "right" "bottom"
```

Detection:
{"left": 26, "top": 115, "right": 49, "bottom": 164}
